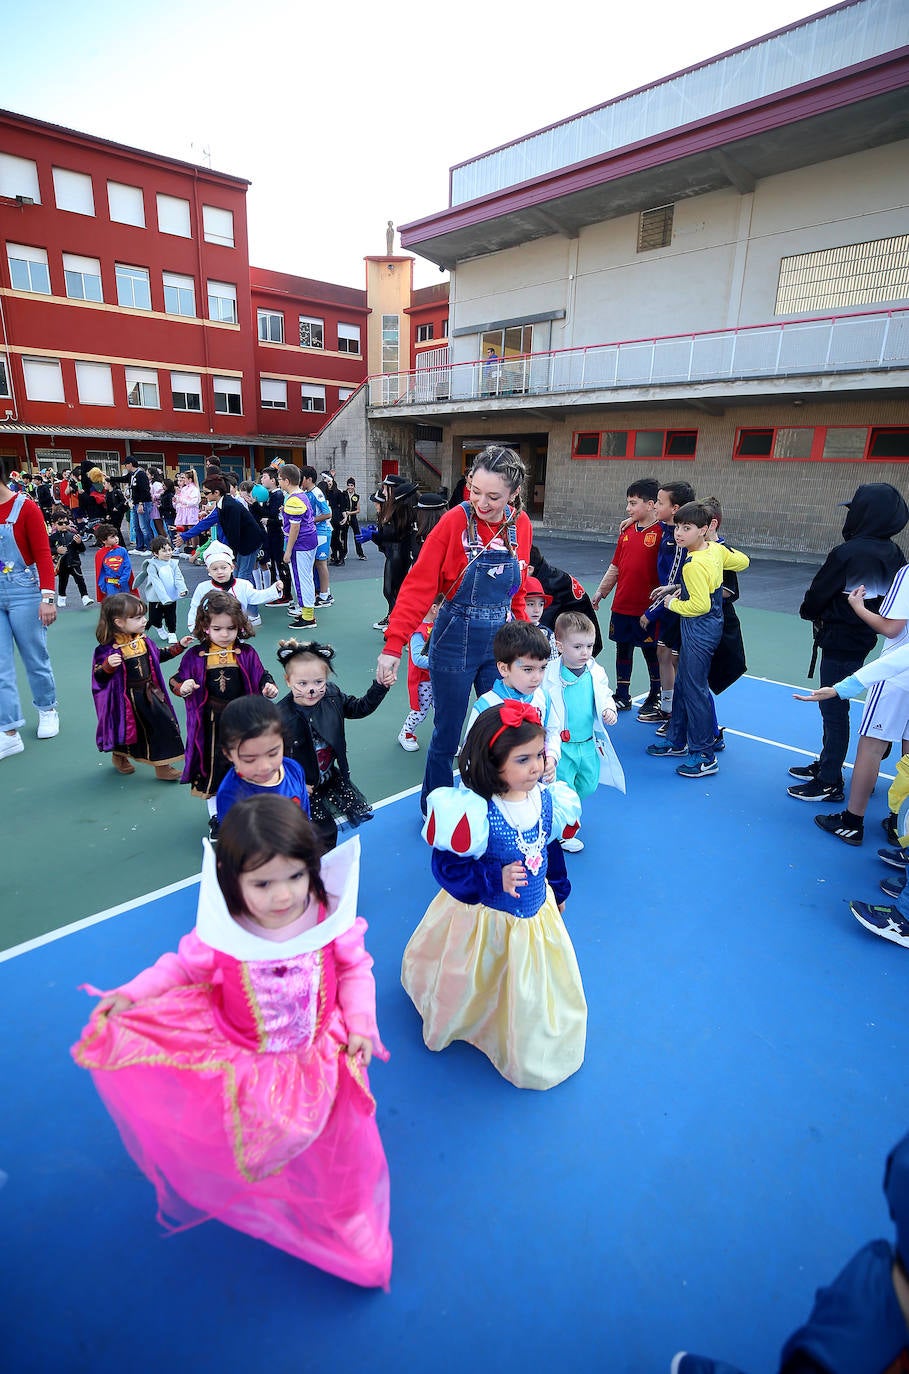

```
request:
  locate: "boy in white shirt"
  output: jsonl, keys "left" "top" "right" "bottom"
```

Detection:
{"left": 185, "top": 541, "right": 282, "bottom": 630}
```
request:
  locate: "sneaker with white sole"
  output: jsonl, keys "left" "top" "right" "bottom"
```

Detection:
{"left": 646, "top": 741, "right": 687, "bottom": 757}
{"left": 815, "top": 810, "right": 863, "bottom": 845}
{"left": 81, "top": 594, "right": 94, "bottom": 607}
{"left": 559, "top": 836, "right": 584, "bottom": 852}
{"left": 37, "top": 708, "right": 60, "bottom": 739}
{"left": 850, "top": 900, "right": 909, "bottom": 948}
{"left": 675, "top": 752, "right": 718, "bottom": 778}
{"left": 56, "top": 594, "right": 66, "bottom": 607}
{"left": 316, "top": 593, "right": 334, "bottom": 607}
{"left": 397, "top": 729, "right": 419, "bottom": 752}
{"left": 879, "top": 846, "right": 909, "bottom": 870}
{"left": 787, "top": 777, "right": 845, "bottom": 803}
{"left": 0, "top": 731, "right": 24, "bottom": 759}
{"left": 789, "top": 759, "right": 820, "bottom": 780}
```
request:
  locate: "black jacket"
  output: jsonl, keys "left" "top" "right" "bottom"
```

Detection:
{"left": 128, "top": 466, "right": 152, "bottom": 504}
{"left": 533, "top": 550, "right": 604, "bottom": 657}
{"left": 799, "top": 483, "right": 908, "bottom": 657}
{"left": 214, "top": 493, "right": 266, "bottom": 556}
{"left": 278, "top": 679, "right": 388, "bottom": 786}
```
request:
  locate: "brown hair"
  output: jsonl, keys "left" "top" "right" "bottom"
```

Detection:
{"left": 457, "top": 706, "right": 545, "bottom": 800}
{"left": 192, "top": 589, "right": 253, "bottom": 641}
{"left": 202, "top": 474, "right": 227, "bottom": 497}
{"left": 216, "top": 795, "right": 327, "bottom": 917}
{"left": 554, "top": 611, "right": 595, "bottom": 640}
{"left": 93, "top": 523, "right": 119, "bottom": 544}
{"left": 279, "top": 463, "right": 300, "bottom": 485}
{"left": 96, "top": 593, "right": 147, "bottom": 644}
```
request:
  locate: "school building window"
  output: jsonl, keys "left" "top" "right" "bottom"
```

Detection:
{"left": 116, "top": 263, "right": 151, "bottom": 310}
{"left": 52, "top": 167, "right": 94, "bottom": 217}
{"left": 107, "top": 181, "right": 145, "bottom": 227}
{"left": 63, "top": 253, "right": 103, "bottom": 302}
{"left": 125, "top": 367, "right": 159, "bottom": 408}
{"left": 156, "top": 193, "right": 192, "bottom": 238}
{"left": 163, "top": 271, "right": 196, "bottom": 317}
{"left": 22, "top": 357, "right": 64, "bottom": 403}
{"left": 733, "top": 426, "right": 909, "bottom": 462}
{"left": 441, "top": 317, "right": 449, "bottom": 337}
{"left": 208, "top": 281, "right": 238, "bottom": 324}
{"left": 775, "top": 234, "right": 909, "bottom": 314}
{"left": 7, "top": 243, "right": 50, "bottom": 294}
{"left": 637, "top": 204, "right": 674, "bottom": 252}
{"left": 213, "top": 376, "right": 242, "bottom": 415}
{"left": 170, "top": 372, "right": 203, "bottom": 411}
{"left": 75, "top": 361, "right": 114, "bottom": 406}
{"left": 0, "top": 356, "right": 10, "bottom": 398}
{"left": 301, "top": 383, "right": 326, "bottom": 412}
{"left": 338, "top": 387, "right": 355, "bottom": 402}
{"left": 258, "top": 310, "right": 284, "bottom": 343}
{"left": 299, "top": 316, "right": 324, "bottom": 349}
{"left": 260, "top": 378, "right": 288, "bottom": 409}
{"left": 337, "top": 322, "right": 360, "bottom": 354}
{"left": 571, "top": 428, "right": 697, "bottom": 459}
{"left": 0, "top": 153, "right": 40, "bottom": 203}
{"left": 416, "top": 323, "right": 434, "bottom": 343}
{"left": 202, "top": 205, "right": 235, "bottom": 248}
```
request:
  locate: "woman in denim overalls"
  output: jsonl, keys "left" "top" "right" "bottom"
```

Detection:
{"left": 376, "top": 448, "right": 531, "bottom": 812}
{"left": 0, "top": 466, "right": 59, "bottom": 758}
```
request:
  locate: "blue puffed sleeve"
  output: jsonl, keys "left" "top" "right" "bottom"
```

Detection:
{"left": 431, "top": 849, "right": 506, "bottom": 906}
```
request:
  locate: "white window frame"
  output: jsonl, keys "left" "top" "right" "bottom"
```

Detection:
{"left": 63, "top": 253, "right": 103, "bottom": 303}
{"left": 7, "top": 243, "right": 50, "bottom": 294}
{"left": 300, "top": 382, "right": 326, "bottom": 412}
{"left": 0, "top": 154, "right": 40, "bottom": 203}
{"left": 338, "top": 387, "right": 355, "bottom": 402}
{"left": 258, "top": 309, "right": 284, "bottom": 343}
{"left": 299, "top": 315, "right": 324, "bottom": 350}
{"left": 52, "top": 167, "right": 95, "bottom": 216}
{"left": 125, "top": 366, "right": 159, "bottom": 409}
{"left": 213, "top": 375, "right": 242, "bottom": 415}
{"left": 202, "top": 204, "right": 235, "bottom": 247}
{"left": 22, "top": 357, "right": 64, "bottom": 403}
{"left": 162, "top": 271, "right": 196, "bottom": 317}
{"left": 259, "top": 378, "right": 288, "bottom": 409}
{"left": 208, "top": 281, "right": 238, "bottom": 324}
{"left": 170, "top": 371, "right": 203, "bottom": 412}
{"left": 107, "top": 181, "right": 145, "bottom": 227}
{"left": 337, "top": 321, "right": 361, "bottom": 354}
{"left": 156, "top": 193, "right": 192, "bottom": 238}
{"left": 115, "top": 263, "right": 152, "bottom": 311}
{"left": 75, "top": 361, "right": 114, "bottom": 406}
{"left": 0, "top": 355, "right": 11, "bottom": 398}
{"left": 416, "top": 323, "right": 435, "bottom": 343}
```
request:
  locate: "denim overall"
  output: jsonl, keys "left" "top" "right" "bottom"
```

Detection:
{"left": 0, "top": 494, "right": 58, "bottom": 731}
{"left": 667, "top": 581, "right": 723, "bottom": 758}
{"left": 422, "top": 503, "right": 520, "bottom": 808}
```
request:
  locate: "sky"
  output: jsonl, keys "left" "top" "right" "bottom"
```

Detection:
{"left": 3, "top": 0, "right": 826, "bottom": 290}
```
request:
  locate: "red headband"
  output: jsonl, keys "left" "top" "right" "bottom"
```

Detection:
{"left": 488, "top": 699, "right": 543, "bottom": 748}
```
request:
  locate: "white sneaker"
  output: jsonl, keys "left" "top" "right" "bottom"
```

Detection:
{"left": 398, "top": 728, "right": 419, "bottom": 752}
{"left": 56, "top": 594, "right": 66, "bottom": 607}
{"left": 37, "top": 708, "right": 60, "bottom": 739}
{"left": 0, "top": 731, "right": 24, "bottom": 759}
{"left": 167, "top": 632, "right": 179, "bottom": 645}
{"left": 560, "top": 836, "right": 584, "bottom": 853}
{"left": 156, "top": 627, "right": 170, "bottom": 643}
{"left": 81, "top": 594, "right": 95, "bottom": 607}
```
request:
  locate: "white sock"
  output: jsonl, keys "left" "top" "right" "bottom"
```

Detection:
{"left": 661, "top": 689, "right": 673, "bottom": 711}
{"left": 206, "top": 797, "right": 217, "bottom": 818}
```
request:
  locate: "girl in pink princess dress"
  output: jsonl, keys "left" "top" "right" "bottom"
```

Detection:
{"left": 72, "top": 794, "right": 392, "bottom": 1289}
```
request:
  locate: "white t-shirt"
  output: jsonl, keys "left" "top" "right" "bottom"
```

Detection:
{"left": 878, "top": 565, "right": 909, "bottom": 657}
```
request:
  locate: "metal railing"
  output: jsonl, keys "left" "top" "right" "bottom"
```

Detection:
{"left": 367, "top": 307, "right": 909, "bottom": 408}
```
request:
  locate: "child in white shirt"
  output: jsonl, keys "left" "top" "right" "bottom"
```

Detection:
{"left": 185, "top": 540, "right": 282, "bottom": 630}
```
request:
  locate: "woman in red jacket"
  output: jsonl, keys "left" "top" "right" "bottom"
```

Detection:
{"left": 0, "top": 459, "right": 60, "bottom": 759}
{"left": 376, "top": 445, "right": 531, "bottom": 812}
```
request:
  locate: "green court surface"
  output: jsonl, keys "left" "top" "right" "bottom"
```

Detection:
{"left": 8, "top": 551, "right": 816, "bottom": 952}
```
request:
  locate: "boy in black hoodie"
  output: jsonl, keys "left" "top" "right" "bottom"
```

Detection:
{"left": 788, "top": 483, "right": 908, "bottom": 802}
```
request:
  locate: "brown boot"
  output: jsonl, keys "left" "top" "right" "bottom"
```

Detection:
{"left": 112, "top": 751, "right": 135, "bottom": 775}
{"left": 154, "top": 763, "right": 181, "bottom": 781}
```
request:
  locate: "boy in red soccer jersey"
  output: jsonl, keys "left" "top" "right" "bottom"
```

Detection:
{"left": 592, "top": 479, "right": 662, "bottom": 712}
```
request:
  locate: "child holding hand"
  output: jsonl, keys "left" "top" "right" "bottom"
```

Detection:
{"left": 397, "top": 595, "right": 442, "bottom": 752}
{"left": 215, "top": 696, "right": 310, "bottom": 825}
{"left": 72, "top": 794, "right": 392, "bottom": 1288}
{"left": 402, "top": 703, "right": 585, "bottom": 1090}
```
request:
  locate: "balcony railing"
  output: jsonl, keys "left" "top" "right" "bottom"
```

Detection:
{"left": 367, "top": 307, "right": 909, "bottom": 409}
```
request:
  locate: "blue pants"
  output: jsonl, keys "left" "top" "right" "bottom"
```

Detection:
{"left": 818, "top": 650, "right": 866, "bottom": 786}
{"left": 422, "top": 603, "right": 503, "bottom": 810}
{"left": 0, "top": 569, "right": 58, "bottom": 731}
{"left": 235, "top": 550, "right": 258, "bottom": 582}
{"left": 668, "top": 610, "right": 722, "bottom": 757}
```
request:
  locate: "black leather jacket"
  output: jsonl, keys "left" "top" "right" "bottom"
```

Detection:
{"left": 278, "top": 679, "right": 388, "bottom": 786}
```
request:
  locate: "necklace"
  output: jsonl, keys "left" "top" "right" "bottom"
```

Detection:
{"left": 497, "top": 791, "right": 545, "bottom": 876}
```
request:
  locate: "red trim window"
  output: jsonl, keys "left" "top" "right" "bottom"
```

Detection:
{"left": 572, "top": 428, "right": 697, "bottom": 459}
{"left": 734, "top": 426, "right": 909, "bottom": 462}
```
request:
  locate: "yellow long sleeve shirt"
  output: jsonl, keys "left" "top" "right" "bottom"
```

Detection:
{"left": 669, "top": 542, "right": 750, "bottom": 618}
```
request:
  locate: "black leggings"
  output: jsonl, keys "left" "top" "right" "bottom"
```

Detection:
{"left": 148, "top": 601, "right": 177, "bottom": 634}
{"left": 58, "top": 561, "right": 88, "bottom": 598}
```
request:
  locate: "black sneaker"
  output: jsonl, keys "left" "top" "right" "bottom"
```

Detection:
{"left": 882, "top": 813, "right": 899, "bottom": 843}
{"left": 287, "top": 615, "right": 317, "bottom": 629}
{"left": 850, "top": 901, "right": 909, "bottom": 948}
{"left": 880, "top": 874, "right": 906, "bottom": 900}
{"left": 637, "top": 702, "right": 669, "bottom": 724}
{"left": 789, "top": 759, "right": 821, "bottom": 781}
{"left": 713, "top": 729, "right": 726, "bottom": 753}
{"left": 655, "top": 719, "right": 669, "bottom": 737}
{"left": 814, "top": 811, "right": 863, "bottom": 846}
{"left": 879, "top": 846, "right": 909, "bottom": 870}
{"left": 208, "top": 816, "right": 220, "bottom": 842}
{"left": 787, "top": 778, "right": 845, "bottom": 803}
{"left": 614, "top": 697, "right": 633, "bottom": 712}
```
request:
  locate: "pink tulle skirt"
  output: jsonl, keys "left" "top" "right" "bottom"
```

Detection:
{"left": 72, "top": 985, "right": 392, "bottom": 1289}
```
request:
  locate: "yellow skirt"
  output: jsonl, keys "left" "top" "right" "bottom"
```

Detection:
{"left": 401, "top": 884, "right": 587, "bottom": 1091}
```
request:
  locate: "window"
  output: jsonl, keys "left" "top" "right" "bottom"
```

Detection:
{"left": 776, "top": 234, "right": 909, "bottom": 314}
{"left": 416, "top": 324, "right": 435, "bottom": 343}
{"left": 208, "top": 281, "right": 238, "bottom": 323}
{"left": 869, "top": 428, "right": 909, "bottom": 459}
{"left": 7, "top": 243, "right": 50, "bottom": 294}
{"left": 125, "top": 367, "right": 159, "bottom": 408}
{"left": 299, "top": 315, "right": 324, "bottom": 349}
{"left": 735, "top": 429, "right": 773, "bottom": 457}
{"left": 258, "top": 310, "right": 284, "bottom": 343}
{"left": 107, "top": 181, "right": 145, "bottom": 227}
{"left": 0, "top": 153, "right": 40, "bottom": 202}
{"left": 338, "top": 387, "right": 355, "bottom": 402}
{"left": 213, "top": 376, "right": 242, "bottom": 415}
{"left": 572, "top": 428, "right": 695, "bottom": 459}
{"left": 163, "top": 271, "right": 196, "bottom": 317}
{"left": 75, "top": 362, "right": 114, "bottom": 406}
{"left": 63, "top": 253, "right": 103, "bottom": 302}
{"left": 337, "top": 321, "right": 360, "bottom": 354}
{"left": 260, "top": 378, "right": 287, "bottom": 409}
{"left": 637, "top": 204, "right": 674, "bottom": 252}
{"left": 85, "top": 450, "right": 122, "bottom": 475}
{"left": 381, "top": 315, "right": 399, "bottom": 373}
{"left": 301, "top": 383, "right": 326, "bottom": 412}
{"left": 480, "top": 324, "right": 533, "bottom": 361}
{"left": 52, "top": 166, "right": 95, "bottom": 216}
{"left": 771, "top": 427, "right": 814, "bottom": 459}
{"left": 22, "top": 357, "right": 64, "bottom": 403}
{"left": 157, "top": 193, "right": 192, "bottom": 238}
{"left": 441, "top": 317, "right": 449, "bottom": 338}
{"left": 202, "top": 205, "right": 235, "bottom": 247}
{"left": 115, "top": 263, "right": 151, "bottom": 310}
{"left": 822, "top": 427, "right": 866, "bottom": 460}
{"left": 170, "top": 372, "right": 203, "bottom": 411}
{"left": 0, "top": 356, "right": 10, "bottom": 398}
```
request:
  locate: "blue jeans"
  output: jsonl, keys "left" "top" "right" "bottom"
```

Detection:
{"left": 421, "top": 602, "right": 503, "bottom": 809}
{"left": 235, "top": 550, "right": 258, "bottom": 582}
{"left": 818, "top": 650, "right": 866, "bottom": 785}
{"left": 134, "top": 502, "right": 155, "bottom": 551}
{"left": 0, "top": 568, "right": 58, "bottom": 731}
{"left": 668, "top": 609, "right": 723, "bottom": 756}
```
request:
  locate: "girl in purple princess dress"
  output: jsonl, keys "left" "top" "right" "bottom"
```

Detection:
{"left": 72, "top": 794, "right": 392, "bottom": 1289}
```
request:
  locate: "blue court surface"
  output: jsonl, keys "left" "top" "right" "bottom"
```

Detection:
{"left": 2, "top": 676, "right": 906, "bottom": 1374}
